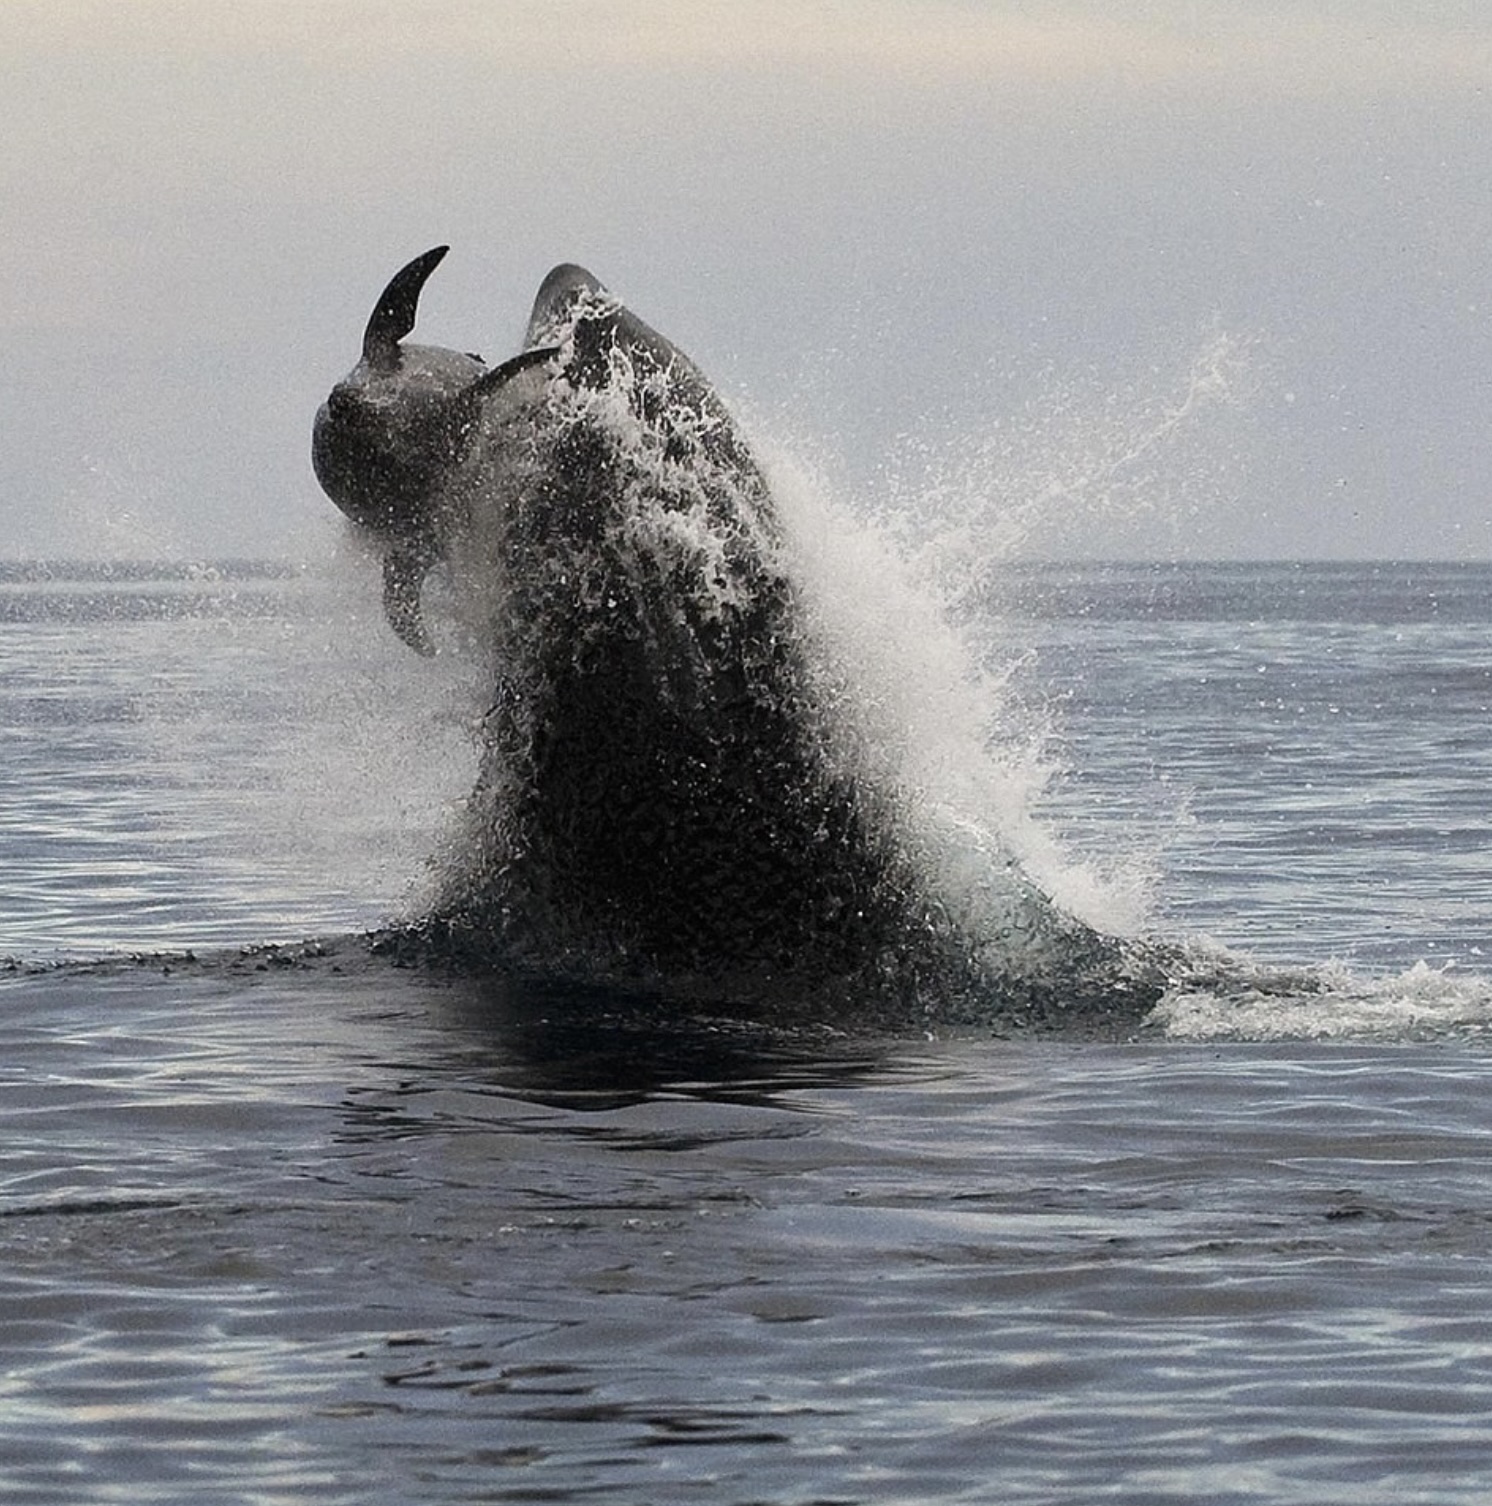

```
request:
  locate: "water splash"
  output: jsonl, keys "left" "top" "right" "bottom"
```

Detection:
{"left": 296, "top": 306, "right": 1283, "bottom": 1024}
{"left": 764, "top": 447, "right": 1119, "bottom": 939}
{"left": 750, "top": 325, "right": 1259, "bottom": 943}
{"left": 336, "top": 329, "right": 1164, "bottom": 1020}
{"left": 881, "top": 324, "right": 1256, "bottom": 601}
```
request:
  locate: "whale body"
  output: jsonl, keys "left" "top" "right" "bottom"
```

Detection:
{"left": 313, "top": 250, "right": 1163, "bottom": 1023}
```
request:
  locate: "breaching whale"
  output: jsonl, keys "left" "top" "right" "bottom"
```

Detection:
{"left": 313, "top": 249, "right": 1163, "bottom": 1023}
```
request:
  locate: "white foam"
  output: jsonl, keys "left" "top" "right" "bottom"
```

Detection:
{"left": 1153, "top": 951, "right": 1492, "bottom": 1041}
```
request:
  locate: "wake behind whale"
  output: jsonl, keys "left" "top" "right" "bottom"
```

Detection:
{"left": 313, "top": 249, "right": 1166, "bottom": 1029}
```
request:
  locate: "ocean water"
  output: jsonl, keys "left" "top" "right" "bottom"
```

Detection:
{"left": 4, "top": 557, "right": 1492, "bottom": 1503}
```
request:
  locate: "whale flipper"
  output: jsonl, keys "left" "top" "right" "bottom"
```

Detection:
{"left": 448, "top": 344, "right": 561, "bottom": 433}
{"left": 382, "top": 545, "right": 438, "bottom": 658}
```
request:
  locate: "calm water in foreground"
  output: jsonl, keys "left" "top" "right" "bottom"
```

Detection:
{"left": 3, "top": 560, "right": 1491, "bottom": 1504}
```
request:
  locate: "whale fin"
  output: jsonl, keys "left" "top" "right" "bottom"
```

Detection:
{"left": 446, "top": 344, "right": 561, "bottom": 439}
{"left": 382, "top": 546, "right": 436, "bottom": 657}
{"left": 362, "top": 245, "right": 449, "bottom": 372}
{"left": 527, "top": 263, "right": 607, "bottom": 345}
{"left": 465, "top": 343, "right": 561, "bottom": 399}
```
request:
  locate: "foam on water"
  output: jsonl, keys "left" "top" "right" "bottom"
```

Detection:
{"left": 1154, "top": 952, "right": 1492, "bottom": 1041}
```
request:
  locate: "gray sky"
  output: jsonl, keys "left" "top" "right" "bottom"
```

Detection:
{"left": 2, "top": 0, "right": 1489, "bottom": 560}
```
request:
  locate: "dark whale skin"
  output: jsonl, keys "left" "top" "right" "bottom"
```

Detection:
{"left": 430, "top": 268, "right": 927, "bottom": 1000}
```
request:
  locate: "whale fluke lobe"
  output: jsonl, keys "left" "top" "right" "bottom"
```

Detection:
{"left": 362, "top": 244, "right": 449, "bottom": 370}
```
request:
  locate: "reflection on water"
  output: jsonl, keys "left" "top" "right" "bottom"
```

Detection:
{"left": 5, "top": 954, "right": 1492, "bottom": 1503}
{"left": 413, "top": 969, "right": 902, "bottom": 1110}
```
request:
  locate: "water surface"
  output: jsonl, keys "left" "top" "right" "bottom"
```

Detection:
{"left": 4, "top": 561, "right": 1491, "bottom": 1503}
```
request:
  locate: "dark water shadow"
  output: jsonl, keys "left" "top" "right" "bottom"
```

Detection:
{"left": 375, "top": 962, "right": 910, "bottom": 1112}
{"left": 6, "top": 925, "right": 1172, "bottom": 1127}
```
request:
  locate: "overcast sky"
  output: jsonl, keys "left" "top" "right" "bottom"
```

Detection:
{"left": 1, "top": 1, "right": 1488, "bottom": 560}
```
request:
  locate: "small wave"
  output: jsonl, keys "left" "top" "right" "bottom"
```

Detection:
{"left": 1151, "top": 948, "right": 1492, "bottom": 1041}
